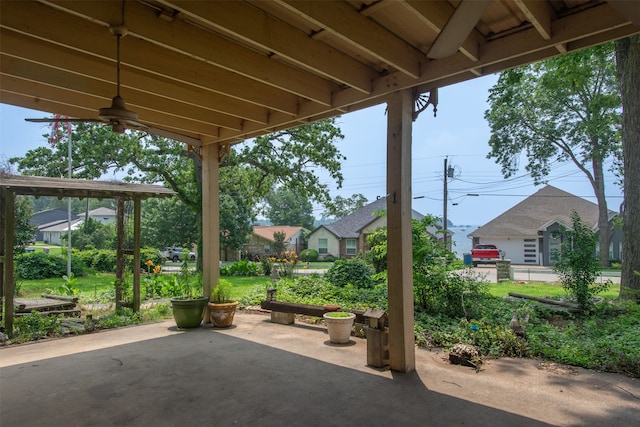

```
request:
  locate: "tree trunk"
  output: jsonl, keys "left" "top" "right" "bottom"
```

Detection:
{"left": 616, "top": 36, "right": 640, "bottom": 300}
{"left": 591, "top": 156, "right": 611, "bottom": 267}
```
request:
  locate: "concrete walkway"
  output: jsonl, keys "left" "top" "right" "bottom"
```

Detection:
{"left": 1, "top": 312, "right": 638, "bottom": 426}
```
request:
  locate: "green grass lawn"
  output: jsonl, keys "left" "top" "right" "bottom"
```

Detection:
{"left": 488, "top": 280, "right": 620, "bottom": 299}
{"left": 16, "top": 272, "right": 272, "bottom": 302}
{"left": 17, "top": 273, "right": 116, "bottom": 298}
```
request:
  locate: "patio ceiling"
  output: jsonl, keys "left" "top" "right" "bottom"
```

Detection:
{"left": 1, "top": 1, "right": 638, "bottom": 147}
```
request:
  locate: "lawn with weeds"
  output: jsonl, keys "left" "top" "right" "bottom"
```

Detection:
{"left": 488, "top": 280, "right": 620, "bottom": 299}
{"left": 8, "top": 269, "right": 639, "bottom": 378}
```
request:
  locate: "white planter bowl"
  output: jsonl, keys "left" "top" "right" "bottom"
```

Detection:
{"left": 323, "top": 312, "right": 356, "bottom": 344}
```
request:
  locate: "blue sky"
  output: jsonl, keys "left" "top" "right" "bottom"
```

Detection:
{"left": 0, "top": 74, "right": 623, "bottom": 226}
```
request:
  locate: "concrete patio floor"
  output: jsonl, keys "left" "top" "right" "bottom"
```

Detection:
{"left": 1, "top": 311, "right": 638, "bottom": 426}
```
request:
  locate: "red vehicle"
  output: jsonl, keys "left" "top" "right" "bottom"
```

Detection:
{"left": 471, "top": 244, "right": 501, "bottom": 267}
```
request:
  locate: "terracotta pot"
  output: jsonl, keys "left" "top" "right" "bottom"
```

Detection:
{"left": 323, "top": 312, "right": 355, "bottom": 344}
{"left": 208, "top": 301, "right": 239, "bottom": 327}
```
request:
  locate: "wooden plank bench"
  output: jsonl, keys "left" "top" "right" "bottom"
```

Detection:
{"left": 260, "top": 300, "right": 366, "bottom": 325}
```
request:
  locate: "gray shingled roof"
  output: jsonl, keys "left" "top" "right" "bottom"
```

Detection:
{"left": 321, "top": 197, "right": 425, "bottom": 238}
{"left": 469, "top": 185, "right": 617, "bottom": 238}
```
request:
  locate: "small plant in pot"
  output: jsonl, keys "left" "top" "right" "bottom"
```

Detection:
{"left": 169, "top": 254, "right": 207, "bottom": 329}
{"left": 208, "top": 279, "right": 238, "bottom": 328}
{"left": 323, "top": 311, "right": 356, "bottom": 344}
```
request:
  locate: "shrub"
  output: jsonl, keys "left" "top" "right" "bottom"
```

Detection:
{"left": 299, "top": 249, "right": 318, "bottom": 262}
{"left": 220, "top": 260, "right": 260, "bottom": 277}
{"left": 553, "top": 212, "right": 611, "bottom": 311}
{"left": 323, "top": 254, "right": 336, "bottom": 262}
{"left": 324, "top": 258, "right": 375, "bottom": 288}
{"left": 15, "top": 251, "right": 86, "bottom": 280}
{"left": 259, "top": 256, "right": 275, "bottom": 276}
{"left": 414, "top": 264, "right": 489, "bottom": 319}
{"left": 73, "top": 248, "right": 164, "bottom": 273}
{"left": 13, "top": 311, "right": 61, "bottom": 343}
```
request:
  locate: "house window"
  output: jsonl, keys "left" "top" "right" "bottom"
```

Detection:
{"left": 346, "top": 239, "right": 357, "bottom": 255}
{"left": 318, "top": 238, "right": 328, "bottom": 255}
{"left": 263, "top": 245, "right": 270, "bottom": 254}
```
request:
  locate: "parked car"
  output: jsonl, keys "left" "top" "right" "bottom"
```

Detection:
{"left": 160, "top": 247, "right": 196, "bottom": 262}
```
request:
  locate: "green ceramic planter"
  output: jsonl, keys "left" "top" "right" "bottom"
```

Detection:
{"left": 170, "top": 296, "right": 208, "bottom": 328}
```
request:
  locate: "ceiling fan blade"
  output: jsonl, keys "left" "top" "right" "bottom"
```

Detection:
{"left": 25, "top": 118, "right": 103, "bottom": 123}
{"left": 427, "top": 0, "right": 491, "bottom": 59}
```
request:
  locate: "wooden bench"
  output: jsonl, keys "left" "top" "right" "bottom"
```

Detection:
{"left": 260, "top": 300, "right": 366, "bottom": 325}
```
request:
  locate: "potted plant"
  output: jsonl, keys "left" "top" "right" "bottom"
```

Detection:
{"left": 323, "top": 311, "right": 356, "bottom": 344}
{"left": 169, "top": 254, "right": 207, "bottom": 329}
{"left": 208, "top": 279, "right": 238, "bottom": 327}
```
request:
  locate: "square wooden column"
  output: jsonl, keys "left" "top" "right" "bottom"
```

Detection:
{"left": 202, "top": 143, "right": 220, "bottom": 319}
{"left": 132, "top": 197, "right": 141, "bottom": 312}
{"left": 386, "top": 89, "right": 415, "bottom": 372}
{"left": 1, "top": 189, "right": 16, "bottom": 337}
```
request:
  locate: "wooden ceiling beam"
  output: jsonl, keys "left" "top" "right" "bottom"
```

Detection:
{"left": 0, "top": 1, "right": 303, "bottom": 115}
{"left": 513, "top": 0, "right": 568, "bottom": 54}
{"left": 1, "top": 56, "right": 247, "bottom": 132}
{"left": 48, "top": 0, "right": 336, "bottom": 106}
{"left": 0, "top": 90, "right": 206, "bottom": 147}
{"left": 217, "top": 3, "right": 638, "bottom": 145}
{"left": 1, "top": 77, "right": 224, "bottom": 139}
{"left": 404, "top": 0, "right": 485, "bottom": 62}
{"left": 275, "top": 0, "right": 424, "bottom": 78}
{"left": 157, "top": 0, "right": 375, "bottom": 94}
{"left": 0, "top": 29, "right": 269, "bottom": 126}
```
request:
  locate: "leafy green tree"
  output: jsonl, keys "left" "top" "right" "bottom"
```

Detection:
{"left": 615, "top": 35, "right": 640, "bottom": 300}
{"left": 1, "top": 162, "right": 37, "bottom": 251}
{"left": 231, "top": 119, "right": 345, "bottom": 204}
{"left": 141, "top": 197, "right": 198, "bottom": 249}
{"left": 265, "top": 187, "right": 315, "bottom": 230}
{"left": 219, "top": 166, "right": 254, "bottom": 258}
{"left": 323, "top": 194, "right": 368, "bottom": 218}
{"left": 485, "top": 44, "right": 621, "bottom": 267}
{"left": 12, "top": 119, "right": 346, "bottom": 268}
{"left": 14, "top": 196, "right": 38, "bottom": 252}
{"left": 552, "top": 212, "right": 610, "bottom": 312}
{"left": 64, "top": 217, "right": 115, "bottom": 250}
{"left": 272, "top": 231, "right": 287, "bottom": 256}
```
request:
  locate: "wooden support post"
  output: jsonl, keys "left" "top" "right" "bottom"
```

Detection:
{"left": 202, "top": 143, "right": 220, "bottom": 321}
{"left": 386, "top": 89, "right": 415, "bottom": 372}
{"left": 2, "top": 189, "right": 16, "bottom": 337}
{"left": 133, "top": 197, "right": 141, "bottom": 312}
{"left": 115, "top": 197, "right": 125, "bottom": 309}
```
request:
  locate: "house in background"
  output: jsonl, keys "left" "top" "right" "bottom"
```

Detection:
{"left": 307, "top": 197, "right": 434, "bottom": 260}
{"left": 40, "top": 219, "right": 83, "bottom": 245}
{"left": 81, "top": 207, "right": 116, "bottom": 224}
{"left": 243, "top": 225, "right": 307, "bottom": 259}
{"left": 30, "top": 208, "right": 75, "bottom": 241}
{"left": 468, "top": 185, "right": 622, "bottom": 266}
{"left": 32, "top": 207, "right": 117, "bottom": 245}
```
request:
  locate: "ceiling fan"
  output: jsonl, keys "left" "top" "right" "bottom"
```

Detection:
{"left": 25, "top": 25, "right": 200, "bottom": 145}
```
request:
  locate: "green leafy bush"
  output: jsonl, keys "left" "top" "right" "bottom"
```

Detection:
{"left": 238, "top": 275, "right": 387, "bottom": 311}
{"left": 324, "top": 258, "right": 375, "bottom": 288}
{"left": 220, "top": 260, "right": 260, "bottom": 276}
{"left": 553, "top": 212, "right": 611, "bottom": 311}
{"left": 13, "top": 311, "right": 61, "bottom": 342}
{"left": 414, "top": 264, "right": 489, "bottom": 319}
{"left": 15, "top": 251, "right": 86, "bottom": 280}
{"left": 299, "top": 249, "right": 318, "bottom": 262}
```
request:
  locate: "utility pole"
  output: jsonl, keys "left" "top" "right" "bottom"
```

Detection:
{"left": 443, "top": 157, "right": 448, "bottom": 250}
